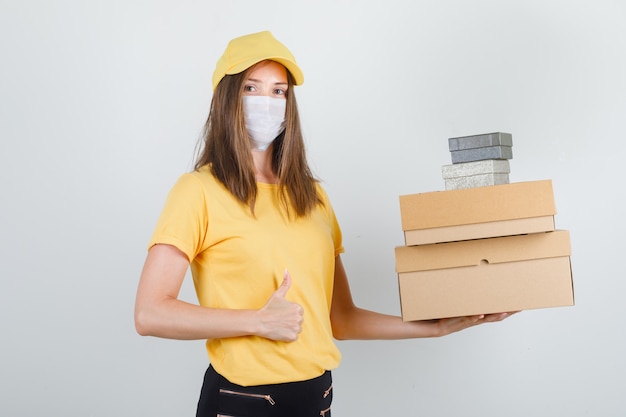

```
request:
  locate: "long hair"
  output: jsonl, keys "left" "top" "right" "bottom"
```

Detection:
{"left": 194, "top": 64, "right": 321, "bottom": 217}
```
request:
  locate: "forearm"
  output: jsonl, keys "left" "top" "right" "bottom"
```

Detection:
{"left": 332, "top": 305, "right": 514, "bottom": 341}
{"left": 134, "top": 297, "right": 258, "bottom": 340}
{"left": 331, "top": 306, "right": 441, "bottom": 340}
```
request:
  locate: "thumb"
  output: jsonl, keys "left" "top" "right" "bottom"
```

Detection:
{"left": 274, "top": 269, "right": 292, "bottom": 298}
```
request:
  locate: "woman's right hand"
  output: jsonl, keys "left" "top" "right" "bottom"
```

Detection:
{"left": 256, "top": 270, "right": 304, "bottom": 342}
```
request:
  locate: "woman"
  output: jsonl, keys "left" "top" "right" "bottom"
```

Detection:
{"left": 134, "top": 30, "right": 513, "bottom": 417}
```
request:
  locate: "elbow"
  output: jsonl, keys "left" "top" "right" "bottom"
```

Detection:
{"left": 331, "top": 325, "right": 346, "bottom": 340}
{"left": 134, "top": 296, "right": 180, "bottom": 338}
{"left": 134, "top": 306, "right": 154, "bottom": 337}
{"left": 330, "top": 314, "right": 354, "bottom": 340}
{"left": 332, "top": 329, "right": 350, "bottom": 341}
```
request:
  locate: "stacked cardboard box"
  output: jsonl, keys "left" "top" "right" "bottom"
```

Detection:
{"left": 394, "top": 133, "right": 574, "bottom": 321}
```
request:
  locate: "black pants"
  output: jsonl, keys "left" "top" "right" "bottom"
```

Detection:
{"left": 196, "top": 365, "right": 333, "bottom": 417}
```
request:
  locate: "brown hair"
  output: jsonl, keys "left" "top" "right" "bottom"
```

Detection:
{"left": 194, "top": 64, "right": 321, "bottom": 217}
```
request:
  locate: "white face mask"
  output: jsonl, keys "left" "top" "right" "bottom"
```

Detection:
{"left": 242, "top": 95, "right": 287, "bottom": 151}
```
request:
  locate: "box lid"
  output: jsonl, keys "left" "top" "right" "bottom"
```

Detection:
{"left": 448, "top": 132, "right": 513, "bottom": 151}
{"left": 395, "top": 230, "right": 571, "bottom": 272}
{"left": 399, "top": 180, "right": 556, "bottom": 230}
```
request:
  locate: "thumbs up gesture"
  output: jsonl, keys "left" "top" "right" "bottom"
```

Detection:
{"left": 256, "top": 270, "right": 304, "bottom": 342}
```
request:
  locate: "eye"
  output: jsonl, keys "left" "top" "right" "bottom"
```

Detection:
{"left": 273, "top": 88, "right": 286, "bottom": 96}
{"left": 243, "top": 85, "right": 256, "bottom": 93}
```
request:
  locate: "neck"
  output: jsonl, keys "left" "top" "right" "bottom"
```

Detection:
{"left": 252, "top": 148, "right": 278, "bottom": 184}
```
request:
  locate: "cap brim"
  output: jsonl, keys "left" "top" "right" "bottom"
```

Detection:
{"left": 226, "top": 56, "right": 304, "bottom": 86}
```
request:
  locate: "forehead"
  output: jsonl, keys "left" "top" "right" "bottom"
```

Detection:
{"left": 247, "top": 60, "right": 288, "bottom": 81}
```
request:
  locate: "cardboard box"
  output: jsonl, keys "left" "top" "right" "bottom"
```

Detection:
{"left": 400, "top": 180, "right": 556, "bottom": 245}
{"left": 404, "top": 215, "right": 555, "bottom": 246}
{"left": 448, "top": 132, "right": 513, "bottom": 151}
{"left": 395, "top": 230, "right": 574, "bottom": 321}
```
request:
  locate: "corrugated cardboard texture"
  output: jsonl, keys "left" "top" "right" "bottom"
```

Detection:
{"left": 403, "top": 215, "right": 555, "bottom": 246}
{"left": 448, "top": 132, "right": 513, "bottom": 151}
{"left": 399, "top": 180, "right": 556, "bottom": 230}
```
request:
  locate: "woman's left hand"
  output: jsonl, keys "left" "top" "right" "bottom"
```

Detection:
{"left": 434, "top": 311, "right": 519, "bottom": 337}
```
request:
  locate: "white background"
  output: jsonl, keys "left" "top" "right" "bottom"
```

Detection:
{"left": 1, "top": 1, "right": 625, "bottom": 416}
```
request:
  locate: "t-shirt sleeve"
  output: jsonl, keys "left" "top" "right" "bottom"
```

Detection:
{"left": 148, "top": 173, "right": 209, "bottom": 261}
{"left": 330, "top": 206, "right": 345, "bottom": 257}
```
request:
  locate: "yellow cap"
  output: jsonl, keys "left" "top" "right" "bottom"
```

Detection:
{"left": 212, "top": 31, "right": 304, "bottom": 90}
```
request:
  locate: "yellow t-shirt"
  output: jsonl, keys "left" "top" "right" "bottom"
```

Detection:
{"left": 149, "top": 166, "right": 344, "bottom": 386}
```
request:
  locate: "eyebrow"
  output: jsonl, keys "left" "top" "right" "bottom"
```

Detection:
{"left": 246, "top": 77, "right": 288, "bottom": 86}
